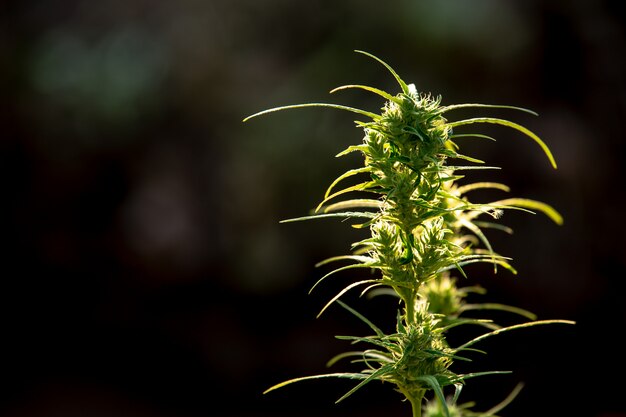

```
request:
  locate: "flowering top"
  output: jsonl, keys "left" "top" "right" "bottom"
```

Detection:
{"left": 244, "top": 50, "right": 573, "bottom": 417}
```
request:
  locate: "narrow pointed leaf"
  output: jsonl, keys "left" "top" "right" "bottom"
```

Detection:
{"left": 458, "top": 218, "right": 497, "bottom": 273}
{"left": 433, "top": 165, "right": 501, "bottom": 171}
{"left": 458, "top": 371, "right": 512, "bottom": 381}
{"left": 489, "top": 198, "right": 563, "bottom": 225}
{"left": 330, "top": 84, "right": 399, "bottom": 103}
{"left": 456, "top": 320, "right": 575, "bottom": 351}
{"left": 354, "top": 50, "right": 409, "bottom": 94}
{"left": 337, "top": 299, "right": 384, "bottom": 337}
{"left": 450, "top": 153, "right": 485, "bottom": 164}
{"left": 481, "top": 382, "right": 524, "bottom": 416}
{"left": 324, "top": 166, "right": 372, "bottom": 198}
{"left": 335, "top": 364, "right": 395, "bottom": 403}
{"left": 326, "top": 351, "right": 369, "bottom": 367}
{"left": 322, "top": 199, "right": 383, "bottom": 213}
{"left": 316, "top": 181, "right": 378, "bottom": 212}
{"left": 243, "top": 103, "right": 379, "bottom": 122}
{"left": 459, "top": 303, "right": 537, "bottom": 320}
{"left": 455, "top": 182, "right": 510, "bottom": 195}
{"left": 280, "top": 212, "right": 377, "bottom": 223}
{"left": 446, "top": 117, "right": 557, "bottom": 169}
{"left": 472, "top": 221, "right": 514, "bottom": 234}
{"left": 315, "top": 255, "right": 374, "bottom": 268}
{"left": 263, "top": 372, "right": 368, "bottom": 395}
{"left": 415, "top": 375, "right": 450, "bottom": 417}
{"left": 318, "top": 279, "right": 382, "bottom": 318}
{"left": 450, "top": 133, "right": 497, "bottom": 141}
{"left": 441, "top": 103, "right": 538, "bottom": 116}
{"left": 336, "top": 144, "right": 368, "bottom": 157}
{"left": 310, "top": 264, "right": 374, "bottom": 294}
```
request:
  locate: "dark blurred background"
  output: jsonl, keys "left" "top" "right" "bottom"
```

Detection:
{"left": 2, "top": 1, "right": 625, "bottom": 416}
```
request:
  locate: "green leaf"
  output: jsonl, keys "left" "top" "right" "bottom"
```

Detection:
{"left": 326, "top": 351, "right": 369, "bottom": 367}
{"left": 335, "top": 364, "right": 395, "bottom": 403}
{"left": 441, "top": 103, "right": 538, "bottom": 116}
{"left": 415, "top": 375, "right": 450, "bottom": 417}
{"left": 263, "top": 372, "right": 369, "bottom": 395}
{"left": 315, "top": 255, "right": 375, "bottom": 268}
{"left": 452, "top": 383, "right": 464, "bottom": 408}
{"left": 354, "top": 50, "right": 409, "bottom": 94}
{"left": 316, "top": 181, "right": 379, "bottom": 212}
{"left": 450, "top": 133, "right": 497, "bottom": 141}
{"left": 243, "top": 102, "right": 379, "bottom": 122}
{"left": 423, "top": 348, "right": 472, "bottom": 362}
{"left": 471, "top": 221, "right": 513, "bottom": 234}
{"left": 429, "top": 165, "right": 501, "bottom": 171}
{"left": 457, "top": 218, "right": 497, "bottom": 273}
{"left": 310, "top": 264, "right": 375, "bottom": 294}
{"left": 446, "top": 117, "right": 557, "bottom": 169}
{"left": 463, "top": 203, "right": 537, "bottom": 221}
{"left": 336, "top": 144, "right": 368, "bottom": 157}
{"left": 337, "top": 299, "right": 385, "bottom": 337}
{"left": 480, "top": 382, "right": 524, "bottom": 416}
{"left": 455, "top": 182, "right": 510, "bottom": 195}
{"left": 456, "top": 320, "right": 576, "bottom": 351}
{"left": 330, "top": 84, "right": 400, "bottom": 103}
{"left": 489, "top": 198, "right": 563, "bottom": 225}
{"left": 459, "top": 303, "right": 537, "bottom": 321}
{"left": 322, "top": 199, "right": 383, "bottom": 213}
{"left": 457, "top": 370, "right": 512, "bottom": 382}
{"left": 365, "top": 287, "right": 400, "bottom": 299}
{"left": 335, "top": 335, "right": 397, "bottom": 351}
{"left": 440, "top": 318, "right": 496, "bottom": 332}
{"left": 279, "top": 211, "right": 377, "bottom": 223}
{"left": 436, "top": 257, "right": 517, "bottom": 275}
{"left": 450, "top": 153, "right": 485, "bottom": 164}
{"left": 318, "top": 279, "right": 382, "bottom": 318}
{"left": 324, "top": 167, "right": 372, "bottom": 198}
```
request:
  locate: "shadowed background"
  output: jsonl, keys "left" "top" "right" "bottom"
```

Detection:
{"left": 2, "top": 1, "right": 625, "bottom": 416}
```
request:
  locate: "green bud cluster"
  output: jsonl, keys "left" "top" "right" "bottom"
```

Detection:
{"left": 244, "top": 50, "right": 574, "bottom": 417}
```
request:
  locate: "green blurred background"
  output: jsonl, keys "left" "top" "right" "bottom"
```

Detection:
{"left": 2, "top": 1, "right": 625, "bottom": 416}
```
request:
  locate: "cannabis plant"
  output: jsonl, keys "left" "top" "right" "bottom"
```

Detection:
{"left": 244, "top": 50, "right": 573, "bottom": 417}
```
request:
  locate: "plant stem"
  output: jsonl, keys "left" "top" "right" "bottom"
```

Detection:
{"left": 404, "top": 293, "right": 415, "bottom": 326}
{"left": 408, "top": 391, "right": 424, "bottom": 417}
